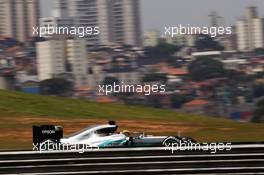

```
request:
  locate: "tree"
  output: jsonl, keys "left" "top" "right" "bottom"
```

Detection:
{"left": 188, "top": 57, "right": 226, "bottom": 81}
{"left": 40, "top": 78, "right": 73, "bottom": 96}
{"left": 253, "top": 99, "right": 264, "bottom": 123}
{"left": 170, "top": 94, "right": 191, "bottom": 108}
{"left": 146, "top": 96, "right": 163, "bottom": 108}
{"left": 195, "top": 35, "right": 224, "bottom": 51}
{"left": 254, "top": 48, "right": 264, "bottom": 55}
{"left": 102, "top": 76, "right": 119, "bottom": 86}
{"left": 253, "top": 84, "right": 264, "bottom": 98}
{"left": 166, "top": 56, "right": 184, "bottom": 67}
{"left": 225, "top": 69, "right": 251, "bottom": 82}
{"left": 145, "top": 43, "right": 180, "bottom": 56}
{"left": 142, "top": 73, "right": 167, "bottom": 83}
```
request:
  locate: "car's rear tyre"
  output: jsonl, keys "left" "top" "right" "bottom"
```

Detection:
{"left": 40, "top": 139, "right": 58, "bottom": 151}
{"left": 162, "top": 136, "right": 181, "bottom": 147}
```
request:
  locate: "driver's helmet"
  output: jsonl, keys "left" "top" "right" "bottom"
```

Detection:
{"left": 122, "top": 130, "right": 130, "bottom": 136}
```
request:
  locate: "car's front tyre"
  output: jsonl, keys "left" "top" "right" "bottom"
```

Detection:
{"left": 182, "top": 137, "right": 197, "bottom": 144}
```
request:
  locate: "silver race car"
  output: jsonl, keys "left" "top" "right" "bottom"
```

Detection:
{"left": 33, "top": 121, "right": 196, "bottom": 148}
{"left": 60, "top": 121, "right": 196, "bottom": 147}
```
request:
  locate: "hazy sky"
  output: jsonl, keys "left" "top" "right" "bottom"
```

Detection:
{"left": 41, "top": 0, "right": 264, "bottom": 31}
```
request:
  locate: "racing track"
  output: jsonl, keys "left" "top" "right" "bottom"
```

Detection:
{"left": 0, "top": 144, "right": 263, "bottom": 175}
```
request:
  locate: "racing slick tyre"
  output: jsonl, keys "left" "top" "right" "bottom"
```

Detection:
{"left": 162, "top": 136, "right": 182, "bottom": 147}
{"left": 39, "top": 139, "right": 58, "bottom": 151}
{"left": 123, "top": 137, "right": 133, "bottom": 146}
{"left": 182, "top": 137, "right": 197, "bottom": 144}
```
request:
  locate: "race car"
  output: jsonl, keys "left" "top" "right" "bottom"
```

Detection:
{"left": 33, "top": 121, "right": 196, "bottom": 148}
{"left": 60, "top": 121, "right": 127, "bottom": 147}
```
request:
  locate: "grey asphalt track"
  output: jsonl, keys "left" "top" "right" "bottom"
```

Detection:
{"left": 0, "top": 144, "right": 263, "bottom": 175}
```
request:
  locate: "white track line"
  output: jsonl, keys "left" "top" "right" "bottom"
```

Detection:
{"left": 0, "top": 144, "right": 264, "bottom": 155}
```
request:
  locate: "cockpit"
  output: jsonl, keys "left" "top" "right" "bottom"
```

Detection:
{"left": 67, "top": 121, "right": 118, "bottom": 140}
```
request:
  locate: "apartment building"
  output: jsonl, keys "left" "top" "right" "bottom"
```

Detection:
{"left": 0, "top": 0, "right": 40, "bottom": 42}
{"left": 109, "top": 0, "right": 142, "bottom": 46}
{"left": 144, "top": 31, "right": 160, "bottom": 47}
{"left": 53, "top": 0, "right": 142, "bottom": 47}
{"left": 236, "top": 7, "right": 264, "bottom": 51}
{"left": 40, "top": 17, "right": 74, "bottom": 38}
{"left": 53, "top": 0, "right": 69, "bottom": 18}
{"left": 253, "top": 18, "right": 264, "bottom": 49}
{"left": 166, "top": 34, "right": 197, "bottom": 47}
{"left": 37, "top": 40, "right": 65, "bottom": 81}
{"left": 66, "top": 39, "right": 88, "bottom": 87}
{"left": 37, "top": 38, "right": 88, "bottom": 87}
{"left": 236, "top": 20, "right": 248, "bottom": 51}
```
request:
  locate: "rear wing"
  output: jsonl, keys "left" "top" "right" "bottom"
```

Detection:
{"left": 32, "top": 125, "right": 63, "bottom": 145}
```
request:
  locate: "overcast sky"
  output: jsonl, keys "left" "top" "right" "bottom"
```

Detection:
{"left": 41, "top": 0, "right": 264, "bottom": 31}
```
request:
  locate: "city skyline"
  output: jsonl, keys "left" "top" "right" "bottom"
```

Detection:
{"left": 0, "top": 0, "right": 39, "bottom": 42}
{"left": 41, "top": 0, "right": 264, "bottom": 31}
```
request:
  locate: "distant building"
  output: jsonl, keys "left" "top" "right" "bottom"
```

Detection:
{"left": 66, "top": 39, "right": 88, "bottom": 86}
{"left": 208, "top": 11, "right": 223, "bottom": 27}
{"left": 236, "top": 7, "right": 264, "bottom": 51}
{"left": 182, "top": 99, "right": 211, "bottom": 115}
{"left": 40, "top": 17, "right": 74, "bottom": 38}
{"left": 20, "top": 80, "right": 39, "bottom": 94}
{"left": 191, "top": 51, "right": 222, "bottom": 60}
{"left": 36, "top": 38, "right": 88, "bottom": 87}
{"left": 89, "top": 65, "right": 140, "bottom": 87}
{"left": 144, "top": 31, "right": 159, "bottom": 47}
{"left": 221, "top": 59, "right": 248, "bottom": 70}
{"left": 53, "top": 0, "right": 69, "bottom": 18}
{"left": 252, "top": 18, "right": 264, "bottom": 49}
{"left": 217, "top": 32, "right": 237, "bottom": 51}
{"left": 0, "top": 77, "right": 10, "bottom": 90}
{"left": 0, "top": 0, "right": 40, "bottom": 42}
{"left": 37, "top": 40, "right": 65, "bottom": 81}
{"left": 16, "top": 71, "right": 38, "bottom": 84}
{"left": 106, "top": 69, "right": 140, "bottom": 85}
{"left": 53, "top": 0, "right": 142, "bottom": 46}
{"left": 224, "top": 34, "right": 237, "bottom": 51}
{"left": 166, "top": 34, "right": 197, "bottom": 47}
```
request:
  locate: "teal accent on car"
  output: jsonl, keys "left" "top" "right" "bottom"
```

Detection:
{"left": 99, "top": 139, "right": 128, "bottom": 147}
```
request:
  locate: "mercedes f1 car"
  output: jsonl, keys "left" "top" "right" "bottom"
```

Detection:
{"left": 33, "top": 121, "right": 196, "bottom": 148}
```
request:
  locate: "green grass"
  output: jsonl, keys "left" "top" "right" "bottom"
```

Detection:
{"left": 0, "top": 89, "right": 264, "bottom": 149}
{"left": 0, "top": 90, "right": 226, "bottom": 122}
